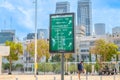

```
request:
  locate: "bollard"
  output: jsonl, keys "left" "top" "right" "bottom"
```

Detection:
{"left": 35, "top": 76, "right": 38, "bottom": 80}
{"left": 100, "top": 75, "right": 102, "bottom": 80}
{"left": 113, "top": 72, "right": 115, "bottom": 80}
{"left": 86, "top": 74, "right": 88, "bottom": 80}
{"left": 114, "top": 74, "right": 115, "bottom": 80}
{"left": 70, "top": 76, "right": 72, "bottom": 80}
{"left": 54, "top": 76, "right": 56, "bottom": 80}
{"left": 16, "top": 78, "right": 18, "bottom": 80}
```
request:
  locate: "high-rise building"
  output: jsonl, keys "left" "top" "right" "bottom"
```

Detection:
{"left": 0, "top": 30, "right": 15, "bottom": 44}
{"left": 77, "top": 0, "right": 92, "bottom": 36}
{"left": 94, "top": 23, "right": 105, "bottom": 35}
{"left": 55, "top": 1, "right": 70, "bottom": 13}
{"left": 112, "top": 26, "right": 120, "bottom": 34}
{"left": 26, "top": 33, "right": 35, "bottom": 40}
{"left": 37, "top": 29, "right": 48, "bottom": 40}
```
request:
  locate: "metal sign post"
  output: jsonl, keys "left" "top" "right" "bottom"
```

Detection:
{"left": 49, "top": 13, "right": 75, "bottom": 80}
{"left": 61, "top": 53, "right": 64, "bottom": 80}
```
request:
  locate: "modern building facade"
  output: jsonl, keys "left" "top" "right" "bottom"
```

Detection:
{"left": 37, "top": 29, "right": 48, "bottom": 40}
{"left": 77, "top": 0, "right": 92, "bottom": 36}
{"left": 112, "top": 26, "right": 120, "bottom": 35}
{"left": 94, "top": 23, "right": 105, "bottom": 35}
{"left": 0, "top": 30, "right": 15, "bottom": 44}
{"left": 76, "top": 35, "right": 110, "bottom": 62}
{"left": 55, "top": 1, "right": 70, "bottom": 13}
{"left": 26, "top": 33, "right": 35, "bottom": 40}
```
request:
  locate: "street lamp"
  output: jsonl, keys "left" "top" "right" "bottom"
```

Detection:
{"left": 34, "top": 0, "right": 38, "bottom": 77}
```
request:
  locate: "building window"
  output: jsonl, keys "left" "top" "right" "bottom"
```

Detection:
{"left": 81, "top": 49, "right": 89, "bottom": 52}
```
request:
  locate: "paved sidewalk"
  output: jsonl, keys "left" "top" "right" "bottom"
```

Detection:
{"left": 0, "top": 75, "right": 120, "bottom": 80}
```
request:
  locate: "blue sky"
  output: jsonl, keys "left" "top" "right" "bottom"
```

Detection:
{"left": 0, "top": 0, "right": 120, "bottom": 40}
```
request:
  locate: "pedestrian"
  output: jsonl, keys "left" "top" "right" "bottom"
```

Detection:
{"left": 77, "top": 61, "right": 84, "bottom": 80}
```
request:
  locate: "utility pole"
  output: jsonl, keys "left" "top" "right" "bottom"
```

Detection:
{"left": 34, "top": 0, "right": 38, "bottom": 77}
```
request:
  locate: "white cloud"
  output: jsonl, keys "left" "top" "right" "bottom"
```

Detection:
{"left": 0, "top": 1, "right": 15, "bottom": 11}
{"left": 17, "top": 7, "right": 34, "bottom": 30}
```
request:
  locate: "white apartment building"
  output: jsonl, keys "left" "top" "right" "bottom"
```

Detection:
{"left": 76, "top": 35, "right": 110, "bottom": 62}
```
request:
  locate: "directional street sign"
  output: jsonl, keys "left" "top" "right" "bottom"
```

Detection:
{"left": 49, "top": 13, "right": 75, "bottom": 53}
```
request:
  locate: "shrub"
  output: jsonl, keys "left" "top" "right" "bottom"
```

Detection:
{"left": 15, "top": 64, "right": 23, "bottom": 71}
{"left": 68, "top": 64, "right": 77, "bottom": 74}
{"left": 84, "top": 63, "right": 92, "bottom": 73}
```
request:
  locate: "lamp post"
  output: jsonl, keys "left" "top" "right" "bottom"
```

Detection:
{"left": 34, "top": 0, "right": 38, "bottom": 77}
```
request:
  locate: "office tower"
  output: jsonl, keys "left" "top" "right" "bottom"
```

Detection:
{"left": 27, "top": 33, "right": 35, "bottom": 40}
{"left": 55, "top": 1, "right": 70, "bottom": 13}
{"left": 0, "top": 30, "right": 15, "bottom": 44}
{"left": 37, "top": 29, "right": 48, "bottom": 40}
{"left": 77, "top": 0, "right": 92, "bottom": 36}
{"left": 112, "top": 26, "right": 120, "bottom": 34}
{"left": 94, "top": 23, "right": 105, "bottom": 35}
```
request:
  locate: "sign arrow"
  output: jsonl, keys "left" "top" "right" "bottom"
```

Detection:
{"left": 68, "top": 43, "right": 72, "bottom": 47}
{"left": 68, "top": 31, "right": 72, "bottom": 36}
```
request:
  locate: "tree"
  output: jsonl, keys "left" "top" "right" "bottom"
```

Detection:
{"left": 51, "top": 54, "right": 61, "bottom": 62}
{"left": 27, "top": 39, "right": 50, "bottom": 62}
{"left": 5, "top": 41, "right": 23, "bottom": 74}
{"left": 90, "top": 39, "right": 119, "bottom": 62}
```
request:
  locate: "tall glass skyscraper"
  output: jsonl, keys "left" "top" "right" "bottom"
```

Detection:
{"left": 55, "top": 1, "right": 70, "bottom": 13}
{"left": 77, "top": 0, "right": 92, "bottom": 36}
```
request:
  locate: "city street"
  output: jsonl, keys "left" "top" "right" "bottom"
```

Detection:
{"left": 0, "top": 0, "right": 120, "bottom": 80}
{"left": 0, "top": 75, "right": 120, "bottom": 80}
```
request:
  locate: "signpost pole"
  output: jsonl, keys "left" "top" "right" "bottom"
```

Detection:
{"left": 34, "top": 0, "right": 37, "bottom": 77}
{"left": 61, "top": 53, "right": 64, "bottom": 80}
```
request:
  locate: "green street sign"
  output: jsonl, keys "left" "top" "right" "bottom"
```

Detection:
{"left": 49, "top": 13, "right": 75, "bottom": 53}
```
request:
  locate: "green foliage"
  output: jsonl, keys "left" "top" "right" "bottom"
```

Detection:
{"left": 2, "top": 63, "right": 15, "bottom": 70}
{"left": 90, "top": 39, "right": 119, "bottom": 62}
{"left": 38, "top": 63, "right": 60, "bottom": 73}
{"left": 2, "top": 63, "right": 10, "bottom": 70}
{"left": 68, "top": 64, "right": 77, "bottom": 74}
{"left": 15, "top": 64, "right": 23, "bottom": 70}
{"left": 5, "top": 41, "right": 23, "bottom": 61}
{"left": 5, "top": 41, "right": 23, "bottom": 74}
{"left": 51, "top": 54, "right": 75, "bottom": 62}
{"left": 51, "top": 54, "right": 61, "bottom": 62}
{"left": 84, "top": 63, "right": 92, "bottom": 73}
{"left": 116, "top": 54, "right": 119, "bottom": 61}
{"left": 27, "top": 40, "right": 50, "bottom": 62}
{"left": 89, "top": 53, "right": 92, "bottom": 62}
{"left": 94, "top": 62, "right": 100, "bottom": 72}
{"left": 44, "top": 63, "right": 53, "bottom": 72}
{"left": 54, "top": 63, "right": 60, "bottom": 73}
{"left": 68, "top": 55, "right": 75, "bottom": 62}
{"left": 38, "top": 63, "right": 44, "bottom": 72}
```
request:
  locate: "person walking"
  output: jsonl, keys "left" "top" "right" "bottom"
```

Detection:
{"left": 78, "top": 61, "right": 84, "bottom": 80}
